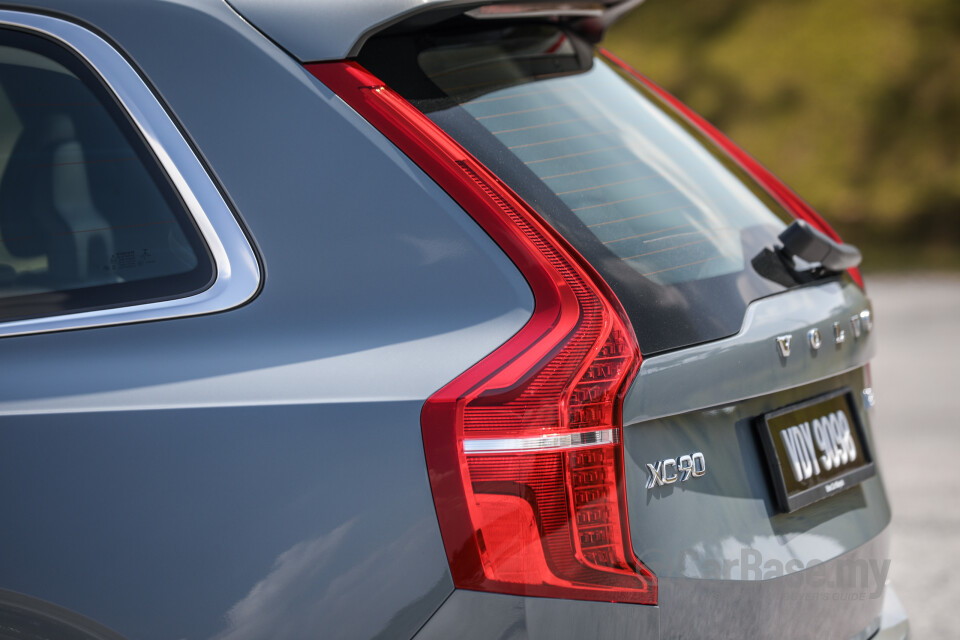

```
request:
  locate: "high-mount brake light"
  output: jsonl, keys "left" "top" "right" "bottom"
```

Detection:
{"left": 308, "top": 61, "right": 656, "bottom": 605}
{"left": 599, "top": 49, "right": 864, "bottom": 289}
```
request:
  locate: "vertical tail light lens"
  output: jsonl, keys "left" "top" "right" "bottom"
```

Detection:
{"left": 599, "top": 48, "right": 864, "bottom": 289}
{"left": 308, "top": 61, "right": 656, "bottom": 604}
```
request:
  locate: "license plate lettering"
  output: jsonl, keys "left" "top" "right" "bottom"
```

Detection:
{"left": 757, "top": 389, "right": 875, "bottom": 512}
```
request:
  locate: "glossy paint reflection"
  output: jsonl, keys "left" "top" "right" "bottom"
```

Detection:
{"left": 0, "top": 402, "right": 452, "bottom": 640}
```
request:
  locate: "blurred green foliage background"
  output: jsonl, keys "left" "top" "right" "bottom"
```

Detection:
{"left": 606, "top": 0, "right": 960, "bottom": 270}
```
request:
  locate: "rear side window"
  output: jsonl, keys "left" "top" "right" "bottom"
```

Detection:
{"left": 362, "top": 24, "right": 804, "bottom": 354}
{"left": 0, "top": 29, "right": 212, "bottom": 322}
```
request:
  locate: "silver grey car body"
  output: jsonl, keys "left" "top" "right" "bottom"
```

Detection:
{"left": 0, "top": 1, "right": 908, "bottom": 639}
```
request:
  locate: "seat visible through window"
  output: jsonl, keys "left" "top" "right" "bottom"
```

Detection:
{"left": 0, "top": 32, "right": 212, "bottom": 321}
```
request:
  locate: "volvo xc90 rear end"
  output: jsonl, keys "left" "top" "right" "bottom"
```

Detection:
{"left": 0, "top": 0, "right": 907, "bottom": 638}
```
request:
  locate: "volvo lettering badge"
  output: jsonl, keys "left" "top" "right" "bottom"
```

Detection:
{"left": 775, "top": 309, "right": 871, "bottom": 359}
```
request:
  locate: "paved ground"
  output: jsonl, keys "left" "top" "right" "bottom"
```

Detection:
{"left": 864, "top": 273, "right": 960, "bottom": 638}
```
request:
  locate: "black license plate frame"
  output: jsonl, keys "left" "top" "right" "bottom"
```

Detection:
{"left": 757, "top": 388, "right": 875, "bottom": 512}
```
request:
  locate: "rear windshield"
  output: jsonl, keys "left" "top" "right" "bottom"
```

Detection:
{"left": 362, "top": 24, "right": 801, "bottom": 354}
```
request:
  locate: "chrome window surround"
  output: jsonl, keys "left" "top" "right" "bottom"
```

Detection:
{"left": 0, "top": 10, "right": 261, "bottom": 338}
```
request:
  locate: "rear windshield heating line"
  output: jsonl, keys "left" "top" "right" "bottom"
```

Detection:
{"left": 523, "top": 144, "right": 628, "bottom": 165}
{"left": 621, "top": 232, "right": 740, "bottom": 261}
{"left": 541, "top": 159, "right": 643, "bottom": 180}
{"left": 602, "top": 223, "right": 693, "bottom": 245}
{"left": 642, "top": 254, "right": 726, "bottom": 277}
{"left": 586, "top": 204, "right": 697, "bottom": 228}
{"left": 475, "top": 101, "right": 587, "bottom": 120}
{"left": 554, "top": 174, "right": 656, "bottom": 196}
{"left": 491, "top": 114, "right": 605, "bottom": 135}
{"left": 466, "top": 87, "right": 561, "bottom": 105}
{"left": 623, "top": 237, "right": 713, "bottom": 260}
{"left": 508, "top": 129, "right": 618, "bottom": 150}
{"left": 573, "top": 188, "right": 681, "bottom": 212}
{"left": 643, "top": 227, "right": 737, "bottom": 244}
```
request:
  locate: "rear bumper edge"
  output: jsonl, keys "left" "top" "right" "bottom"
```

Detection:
{"left": 873, "top": 584, "right": 909, "bottom": 640}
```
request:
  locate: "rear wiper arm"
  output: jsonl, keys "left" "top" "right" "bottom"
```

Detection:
{"left": 778, "top": 219, "right": 862, "bottom": 272}
{"left": 752, "top": 220, "right": 862, "bottom": 287}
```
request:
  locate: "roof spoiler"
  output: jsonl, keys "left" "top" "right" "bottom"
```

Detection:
{"left": 227, "top": 0, "right": 646, "bottom": 62}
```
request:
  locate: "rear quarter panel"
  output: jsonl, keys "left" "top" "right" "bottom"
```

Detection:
{"left": 0, "top": 1, "right": 533, "bottom": 638}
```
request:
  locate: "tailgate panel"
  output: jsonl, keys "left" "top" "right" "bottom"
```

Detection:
{"left": 622, "top": 279, "right": 890, "bottom": 639}
{"left": 624, "top": 366, "right": 889, "bottom": 577}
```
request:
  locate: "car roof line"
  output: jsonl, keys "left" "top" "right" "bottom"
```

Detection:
{"left": 226, "top": 0, "right": 645, "bottom": 62}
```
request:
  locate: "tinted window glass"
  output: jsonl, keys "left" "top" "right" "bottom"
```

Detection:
{"left": 443, "top": 60, "right": 782, "bottom": 286}
{"left": 0, "top": 30, "right": 212, "bottom": 321}
{"left": 363, "top": 25, "right": 814, "bottom": 354}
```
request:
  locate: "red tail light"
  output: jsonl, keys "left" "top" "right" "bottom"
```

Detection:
{"left": 308, "top": 61, "right": 656, "bottom": 605}
{"left": 600, "top": 49, "right": 864, "bottom": 289}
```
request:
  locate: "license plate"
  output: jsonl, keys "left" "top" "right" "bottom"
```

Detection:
{"left": 757, "top": 389, "right": 875, "bottom": 512}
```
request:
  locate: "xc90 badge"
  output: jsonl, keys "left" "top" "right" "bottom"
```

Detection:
{"left": 646, "top": 452, "right": 706, "bottom": 489}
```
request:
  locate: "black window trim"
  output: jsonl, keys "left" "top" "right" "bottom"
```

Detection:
{"left": 0, "top": 9, "right": 260, "bottom": 338}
